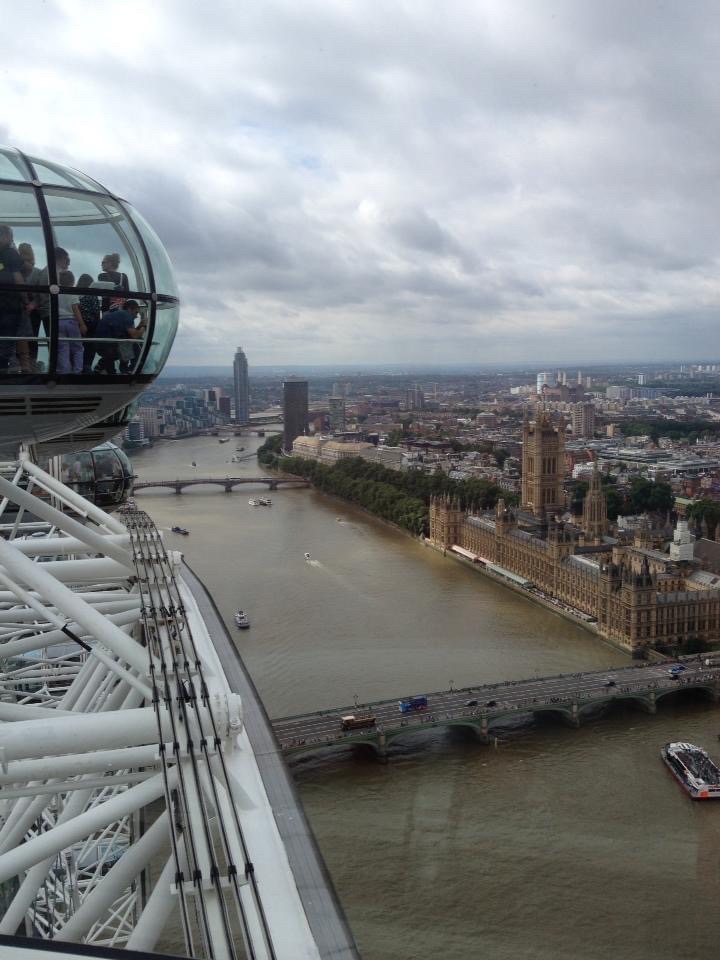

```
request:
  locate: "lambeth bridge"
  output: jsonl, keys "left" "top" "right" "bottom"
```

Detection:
{"left": 133, "top": 476, "right": 310, "bottom": 494}
{"left": 272, "top": 657, "right": 720, "bottom": 759}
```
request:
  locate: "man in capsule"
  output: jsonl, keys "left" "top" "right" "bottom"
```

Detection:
{"left": 94, "top": 299, "right": 146, "bottom": 374}
{"left": 0, "top": 224, "right": 24, "bottom": 372}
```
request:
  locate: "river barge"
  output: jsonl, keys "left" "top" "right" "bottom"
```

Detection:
{"left": 661, "top": 742, "right": 720, "bottom": 799}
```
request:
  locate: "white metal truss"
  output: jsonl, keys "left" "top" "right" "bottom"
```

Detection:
{"left": 0, "top": 458, "right": 320, "bottom": 959}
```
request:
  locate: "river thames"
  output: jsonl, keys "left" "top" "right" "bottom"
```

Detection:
{"left": 133, "top": 435, "right": 720, "bottom": 960}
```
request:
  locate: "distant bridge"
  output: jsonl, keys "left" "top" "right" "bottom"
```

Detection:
{"left": 248, "top": 415, "right": 283, "bottom": 425}
{"left": 271, "top": 657, "right": 720, "bottom": 760}
{"left": 134, "top": 476, "right": 309, "bottom": 494}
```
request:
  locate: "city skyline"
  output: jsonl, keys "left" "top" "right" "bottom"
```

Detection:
{"left": 4, "top": 2, "right": 719, "bottom": 366}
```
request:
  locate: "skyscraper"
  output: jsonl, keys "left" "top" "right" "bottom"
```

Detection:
{"left": 329, "top": 396, "right": 346, "bottom": 433}
{"left": 571, "top": 401, "right": 595, "bottom": 438}
{"left": 233, "top": 347, "right": 250, "bottom": 423}
{"left": 283, "top": 379, "right": 309, "bottom": 451}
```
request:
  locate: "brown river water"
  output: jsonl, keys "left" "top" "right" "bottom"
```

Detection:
{"left": 132, "top": 435, "right": 720, "bottom": 960}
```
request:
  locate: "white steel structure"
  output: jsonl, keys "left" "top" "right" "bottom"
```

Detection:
{"left": 0, "top": 455, "right": 321, "bottom": 959}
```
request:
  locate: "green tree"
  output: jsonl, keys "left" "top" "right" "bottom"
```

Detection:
{"left": 257, "top": 434, "right": 283, "bottom": 468}
{"left": 624, "top": 477, "right": 673, "bottom": 516}
{"left": 494, "top": 448, "right": 510, "bottom": 469}
{"left": 688, "top": 500, "right": 720, "bottom": 538}
{"left": 605, "top": 488, "right": 624, "bottom": 521}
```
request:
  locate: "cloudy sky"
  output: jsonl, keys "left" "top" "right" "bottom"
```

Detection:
{"left": 4, "top": 1, "right": 719, "bottom": 366}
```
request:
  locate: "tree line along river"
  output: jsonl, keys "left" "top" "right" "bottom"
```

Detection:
{"left": 132, "top": 434, "right": 720, "bottom": 960}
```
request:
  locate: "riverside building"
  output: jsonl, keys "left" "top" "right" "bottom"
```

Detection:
{"left": 430, "top": 410, "right": 720, "bottom": 655}
{"left": 283, "top": 378, "right": 309, "bottom": 451}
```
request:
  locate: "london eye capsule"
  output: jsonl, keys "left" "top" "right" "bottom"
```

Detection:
{"left": 0, "top": 145, "right": 179, "bottom": 457}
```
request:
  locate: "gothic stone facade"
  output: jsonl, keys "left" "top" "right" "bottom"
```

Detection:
{"left": 429, "top": 497, "right": 720, "bottom": 654}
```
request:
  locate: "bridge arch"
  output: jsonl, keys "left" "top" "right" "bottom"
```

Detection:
{"left": 653, "top": 683, "right": 720, "bottom": 705}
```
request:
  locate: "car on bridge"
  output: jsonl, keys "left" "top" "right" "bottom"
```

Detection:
{"left": 399, "top": 695, "right": 428, "bottom": 713}
{"left": 604, "top": 679, "right": 617, "bottom": 687}
{"left": 485, "top": 699, "right": 498, "bottom": 708}
{"left": 465, "top": 698, "right": 479, "bottom": 707}
{"left": 668, "top": 666, "right": 686, "bottom": 676}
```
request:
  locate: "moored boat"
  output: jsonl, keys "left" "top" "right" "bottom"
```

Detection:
{"left": 661, "top": 742, "right": 720, "bottom": 799}
{"left": 171, "top": 526, "right": 189, "bottom": 536}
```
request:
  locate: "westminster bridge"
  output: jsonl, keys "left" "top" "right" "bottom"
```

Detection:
{"left": 271, "top": 657, "right": 720, "bottom": 759}
{"left": 133, "top": 476, "right": 310, "bottom": 494}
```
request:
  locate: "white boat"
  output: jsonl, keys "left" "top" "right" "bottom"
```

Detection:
{"left": 662, "top": 742, "right": 720, "bottom": 799}
{"left": 304, "top": 552, "right": 311, "bottom": 560}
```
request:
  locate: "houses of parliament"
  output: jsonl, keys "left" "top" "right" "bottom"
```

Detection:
{"left": 429, "top": 410, "right": 720, "bottom": 655}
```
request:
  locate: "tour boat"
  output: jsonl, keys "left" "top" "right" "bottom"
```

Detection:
{"left": 248, "top": 499, "right": 260, "bottom": 506}
{"left": 661, "top": 742, "right": 720, "bottom": 799}
{"left": 171, "top": 526, "right": 189, "bottom": 536}
{"left": 257, "top": 497, "right": 272, "bottom": 507}
{"left": 235, "top": 610, "right": 250, "bottom": 629}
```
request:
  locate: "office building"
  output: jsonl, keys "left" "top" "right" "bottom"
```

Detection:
{"left": 283, "top": 379, "right": 309, "bottom": 452}
{"left": 406, "top": 385, "right": 425, "bottom": 410}
{"left": 571, "top": 402, "right": 595, "bottom": 439}
{"left": 233, "top": 347, "right": 250, "bottom": 423}
{"left": 329, "top": 396, "right": 346, "bottom": 433}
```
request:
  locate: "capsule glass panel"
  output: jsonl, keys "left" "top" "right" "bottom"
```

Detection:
{"left": 28, "top": 158, "right": 106, "bottom": 193}
{"left": 144, "top": 301, "right": 179, "bottom": 375}
{"left": 44, "top": 190, "right": 150, "bottom": 293}
{"left": 123, "top": 204, "right": 179, "bottom": 298}
{"left": 0, "top": 148, "right": 33, "bottom": 183}
{"left": 61, "top": 451, "right": 95, "bottom": 497}
{"left": 81, "top": 297, "right": 150, "bottom": 376}
{"left": 0, "top": 187, "right": 45, "bottom": 374}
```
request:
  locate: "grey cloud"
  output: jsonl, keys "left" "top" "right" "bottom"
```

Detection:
{"left": 5, "top": 0, "right": 719, "bottom": 365}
